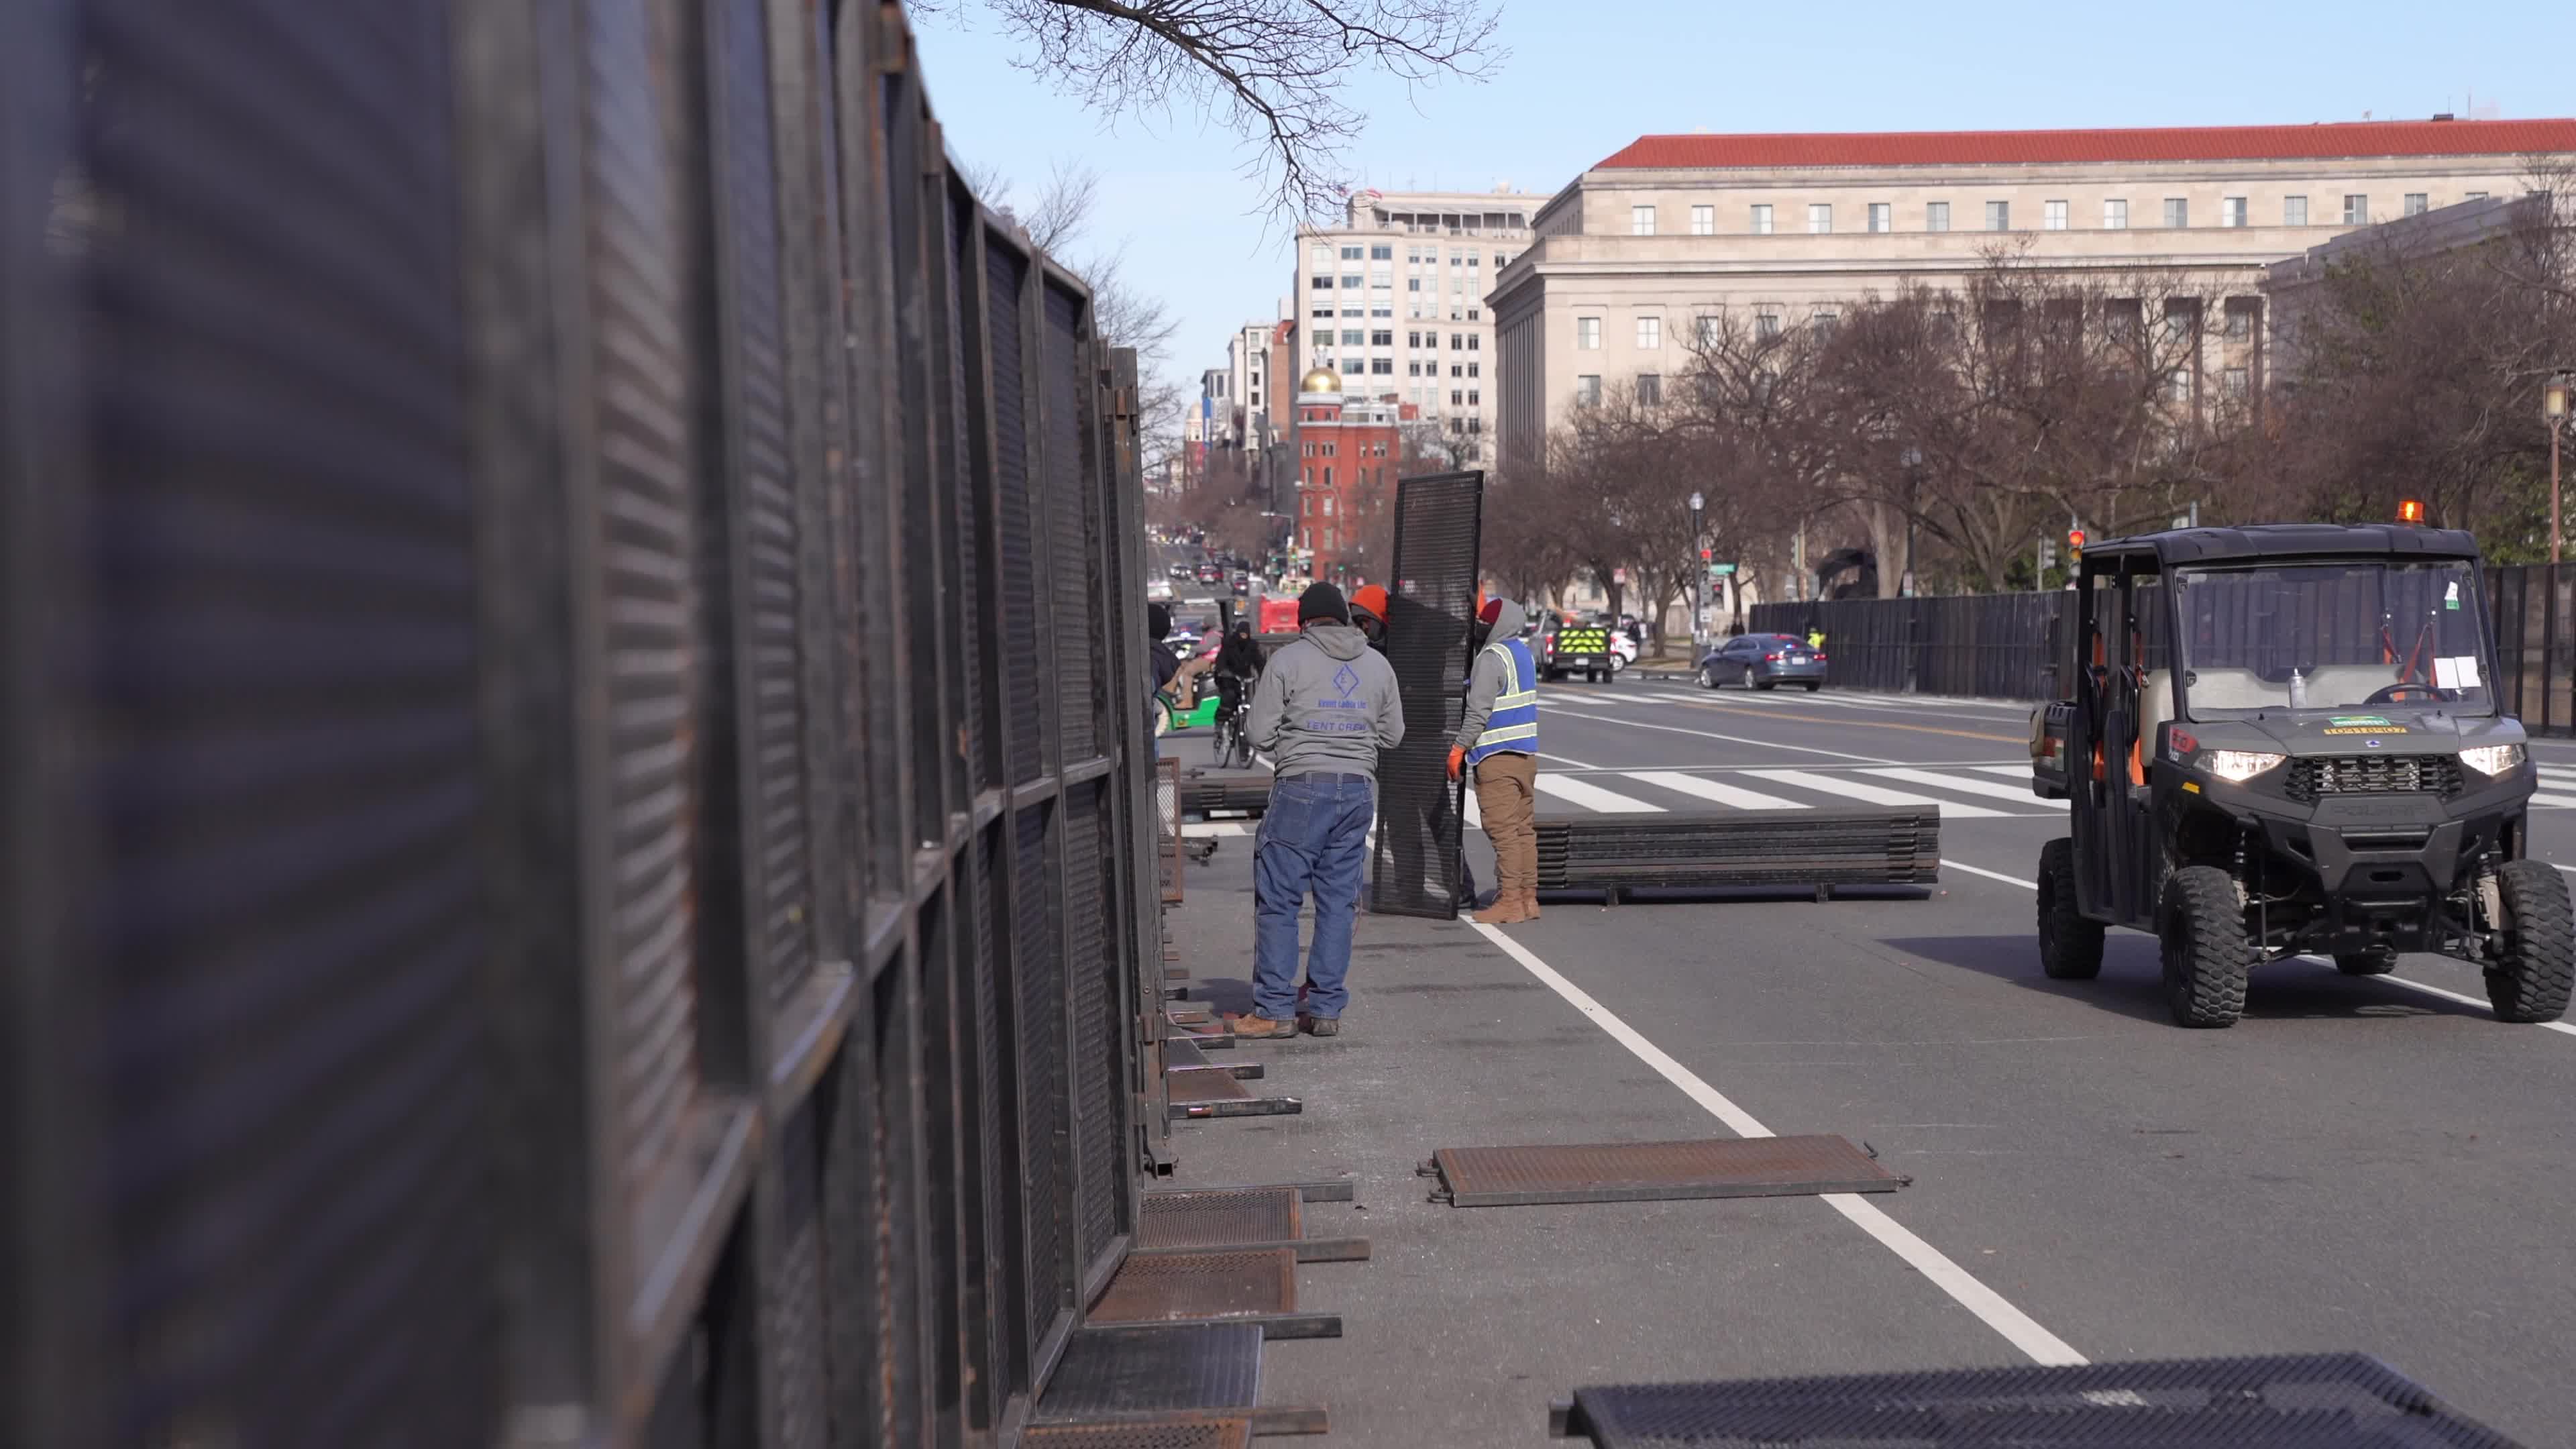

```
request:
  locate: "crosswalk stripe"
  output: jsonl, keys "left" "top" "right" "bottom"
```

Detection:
{"left": 1741, "top": 768, "right": 2015, "bottom": 818}
{"left": 2532, "top": 792, "right": 2576, "bottom": 809}
{"left": 1536, "top": 775, "right": 1668, "bottom": 813}
{"left": 1464, "top": 788, "right": 1481, "bottom": 826}
{"left": 1971, "top": 764, "right": 2035, "bottom": 779}
{"left": 1620, "top": 770, "right": 1810, "bottom": 810}
{"left": 1864, "top": 767, "right": 2065, "bottom": 808}
{"left": 2538, "top": 765, "right": 2576, "bottom": 783}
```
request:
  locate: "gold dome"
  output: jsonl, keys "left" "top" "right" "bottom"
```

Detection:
{"left": 1298, "top": 365, "right": 1343, "bottom": 394}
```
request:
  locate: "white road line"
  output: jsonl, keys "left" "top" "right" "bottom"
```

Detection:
{"left": 1621, "top": 769, "right": 1809, "bottom": 810}
{"left": 1542, "top": 707, "right": 1899, "bottom": 764}
{"left": 1536, "top": 775, "right": 1667, "bottom": 813}
{"left": 1464, "top": 920, "right": 2087, "bottom": 1367}
{"left": 1540, "top": 749, "right": 1603, "bottom": 769}
{"left": 1947, "top": 860, "right": 2039, "bottom": 890}
{"left": 1743, "top": 768, "right": 2015, "bottom": 818}
{"left": 1181, "top": 822, "right": 1250, "bottom": 838}
{"left": 1972, "top": 764, "right": 2038, "bottom": 779}
{"left": 1864, "top": 767, "right": 2067, "bottom": 809}
{"left": 1464, "top": 789, "right": 1481, "bottom": 827}
{"left": 1951, "top": 858, "right": 2576, "bottom": 1036}
{"left": 2532, "top": 792, "right": 2576, "bottom": 808}
{"left": 2536, "top": 765, "right": 2576, "bottom": 781}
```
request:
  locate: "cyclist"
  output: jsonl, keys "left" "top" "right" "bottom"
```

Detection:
{"left": 1211, "top": 621, "right": 1266, "bottom": 765}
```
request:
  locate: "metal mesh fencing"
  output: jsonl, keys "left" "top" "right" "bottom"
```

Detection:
{"left": 1373, "top": 471, "right": 1486, "bottom": 918}
{"left": 3, "top": 0, "right": 1157, "bottom": 1443}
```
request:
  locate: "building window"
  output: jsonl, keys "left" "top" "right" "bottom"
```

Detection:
{"left": 2103, "top": 198, "right": 2128, "bottom": 229}
{"left": 2343, "top": 194, "right": 2369, "bottom": 225}
{"left": 1637, "top": 316, "right": 1662, "bottom": 349}
{"left": 1406, "top": 330, "right": 1421, "bottom": 348}
{"left": 1406, "top": 278, "right": 1421, "bottom": 292}
{"left": 1809, "top": 203, "right": 1833, "bottom": 234}
{"left": 1322, "top": 525, "right": 1334, "bottom": 548}
{"left": 1450, "top": 363, "right": 1461, "bottom": 378}
{"left": 1371, "top": 358, "right": 1393, "bottom": 374}
{"left": 1811, "top": 306, "right": 1839, "bottom": 335}
{"left": 1322, "top": 496, "right": 1335, "bottom": 515}
{"left": 1926, "top": 201, "right": 1950, "bottom": 232}
{"left": 1371, "top": 304, "right": 1391, "bottom": 319}
{"left": 1986, "top": 201, "right": 2010, "bottom": 231}
{"left": 1868, "top": 202, "right": 1890, "bottom": 233}
{"left": 1576, "top": 374, "right": 1601, "bottom": 407}
{"left": 2225, "top": 305, "right": 2253, "bottom": 341}
{"left": 1467, "top": 389, "right": 1480, "bottom": 406}
{"left": 1466, "top": 362, "right": 1480, "bottom": 378}
{"left": 1311, "top": 274, "right": 1332, "bottom": 289}
{"left": 1751, "top": 204, "right": 1774, "bottom": 235}
{"left": 1323, "top": 466, "right": 1333, "bottom": 488}
{"left": 1451, "top": 389, "right": 1464, "bottom": 406}
{"left": 1311, "top": 306, "right": 1333, "bottom": 320}
{"left": 2043, "top": 199, "right": 2068, "bottom": 231}
{"left": 1369, "top": 243, "right": 1392, "bottom": 259}
{"left": 2404, "top": 192, "right": 2428, "bottom": 217}
{"left": 1694, "top": 314, "right": 1718, "bottom": 346}
{"left": 1631, "top": 205, "right": 1656, "bottom": 235}
{"left": 1577, "top": 317, "right": 1601, "bottom": 350}
{"left": 1340, "top": 245, "right": 1362, "bottom": 260}
{"left": 1341, "top": 307, "right": 1362, "bottom": 318}
{"left": 1342, "top": 329, "right": 1362, "bottom": 345}
{"left": 1452, "top": 333, "right": 1466, "bottom": 350}
{"left": 1406, "top": 360, "right": 1420, "bottom": 377}
{"left": 2222, "top": 367, "right": 2249, "bottom": 399}
{"left": 1637, "top": 373, "right": 1662, "bottom": 407}
{"left": 1690, "top": 204, "right": 1715, "bottom": 235}
{"left": 1754, "top": 311, "right": 1780, "bottom": 339}
{"left": 2163, "top": 197, "right": 2188, "bottom": 228}
{"left": 2164, "top": 369, "right": 2190, "bottom": 403}
{"left": 2220, "top": 196, "right": 2247, "bottom": 227}
{"left": 1342, "top": 274, "right": 1362, "bottom": 290}
{"left": 1371, "top": 329, "right": 1392, "bottom": 346}
{"left": 2275, "top": 195, "right": 2306, "bottom": 226}
{"left": 1466, "top": 335, "right": 1479, "bottom": 351}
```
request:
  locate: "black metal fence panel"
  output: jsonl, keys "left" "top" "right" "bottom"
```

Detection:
{"left": 4, "top": 1, "right": 1157, "bottom": 1444}
{"left": 1758, "top": 564, "right": 2576, "bottom": 737}
{"left": 1375, "top": 471, "right": 1486, "bottom": 918}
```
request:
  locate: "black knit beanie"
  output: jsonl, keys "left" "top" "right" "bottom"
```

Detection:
{"left": 1297, "top": 581, "right": 1348, "bottom": 625}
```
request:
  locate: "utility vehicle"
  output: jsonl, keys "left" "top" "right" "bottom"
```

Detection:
{"left": 2030, "top": 524, "right": 2573, "bottom": 1028}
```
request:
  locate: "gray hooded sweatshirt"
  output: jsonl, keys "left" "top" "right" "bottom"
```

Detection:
{"left": 1247, "top": 621, "right": 1405, "bottom": 780}
{"left": 1453, "top": 598, "right": 1532, "bottom": 752}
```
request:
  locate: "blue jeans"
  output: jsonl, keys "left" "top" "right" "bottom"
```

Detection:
{"left": 1252, "top": 772, "right": 1375, "bottom": 1022}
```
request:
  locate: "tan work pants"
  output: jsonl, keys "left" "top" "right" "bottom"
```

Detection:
{"left": 1472, "top": 751, "right": 1538, "bottom": 902}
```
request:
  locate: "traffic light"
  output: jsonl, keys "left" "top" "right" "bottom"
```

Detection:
{"left": 2067, "top": 527, "right": 2086, "bottom": 565}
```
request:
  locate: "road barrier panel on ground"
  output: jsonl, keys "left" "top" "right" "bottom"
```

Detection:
{"left": 1532, "top": 808, "right": 1943, "bottom": 904}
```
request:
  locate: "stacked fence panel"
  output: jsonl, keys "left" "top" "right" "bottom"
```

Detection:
{"left": 3, "top": 1, "right": 1156, "bottom": 1444}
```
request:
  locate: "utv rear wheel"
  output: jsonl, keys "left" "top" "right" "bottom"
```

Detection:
{"left": 2159, "top": 865, "right": 2253, "bottom": 1028}
{"left": 2037, "top": 838, "right": 2105, "bottom": 981}
{"left": 2486, "top": 859, "right": 2576, "bottom": 1023}
{"left": 2333, "top": 950, "right": 2397, "bottom": 977}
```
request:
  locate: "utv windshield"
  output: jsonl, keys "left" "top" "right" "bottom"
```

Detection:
{"left": 2171, "top": 560, "right": 2494, "bottom": 718}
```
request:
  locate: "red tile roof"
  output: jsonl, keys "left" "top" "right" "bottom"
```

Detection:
{"left": 1594, "top": 120, "right": 2576, "bottom": 171}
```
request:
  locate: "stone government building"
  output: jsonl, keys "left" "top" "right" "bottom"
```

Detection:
{"left": 1492, "top": 118, "right": 2576, "bottom": 474}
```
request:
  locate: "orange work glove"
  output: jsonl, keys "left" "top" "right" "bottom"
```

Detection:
{"left": 1446, "top": 745, "right": 1466, "bottom": 780}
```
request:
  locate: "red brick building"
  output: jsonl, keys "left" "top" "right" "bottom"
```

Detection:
{"left": 1291, "top": 366, "right": 1411, "bottom": 584}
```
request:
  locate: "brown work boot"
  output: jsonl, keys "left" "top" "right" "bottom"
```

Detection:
{"left": 1519, "top": 889, "right": 1542, "bottom": 920}
{"left": 1224, "top": 1012, "right": 1295, "bottom": 1039}
{"left": 1472, "top": 894, "right": 1528, "bottom": 924}
{"left": 1298, "top": 1014, "right": 1340, "bottom": 1036}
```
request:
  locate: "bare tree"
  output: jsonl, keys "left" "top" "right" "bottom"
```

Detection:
{"left": 920, "top": 0, "right": 1506, "bottom": 216}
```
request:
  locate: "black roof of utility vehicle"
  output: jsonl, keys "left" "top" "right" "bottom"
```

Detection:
{"left": 2082, "top": 523, "right": 2483, "bottom": 570}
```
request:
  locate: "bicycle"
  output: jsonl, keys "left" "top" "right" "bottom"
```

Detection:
{"left": 1209, "top": 674, "right": 1255, "bottom": 769}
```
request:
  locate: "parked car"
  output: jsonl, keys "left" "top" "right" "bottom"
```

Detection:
{"left": 1146, "top": 578, "right": 1175, "bottom": 602}
{"left": 1699, "top": 633, "right": 1825, "bottom": 691}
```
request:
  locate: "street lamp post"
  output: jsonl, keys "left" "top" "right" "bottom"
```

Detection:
{"left": 2547, "top": 372, "right": 2573, "bottom": 566}
{"left": 1898, "top": 447, "right": 1921, "bottom": 598}
{"left": 1687, "top": 490, "right": 1706, "bottom": 651}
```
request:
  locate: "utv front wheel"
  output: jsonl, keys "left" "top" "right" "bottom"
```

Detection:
{"left": 2037, "top": 838, "right": 2105, "bottom": 980}
{"left": 2159, "top": 865, "right": 2253, "bottom": 1028}
{"left": 2333, "top": 950, "right": 2397, "bottom": 977}
{"left": 2486, "top": 859, "right": 2576, "bottom": 1023}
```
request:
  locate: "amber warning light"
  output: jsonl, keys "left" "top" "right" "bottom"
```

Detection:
{"left": 2397, "top": 498, "right": 2427, "bottom": 524}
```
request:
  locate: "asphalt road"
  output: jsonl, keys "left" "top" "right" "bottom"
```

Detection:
{"left": 1161, "top": 676, "right": 2576, "bottom": 1444}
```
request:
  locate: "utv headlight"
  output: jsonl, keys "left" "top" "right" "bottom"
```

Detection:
{"left": 2460, "top": 743, "right": 2526, "bottom": 777}
{"left": 2202, "top": 749, "right": 2286, "bottom": 783}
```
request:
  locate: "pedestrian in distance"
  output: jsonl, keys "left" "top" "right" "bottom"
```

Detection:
{"left": 1232, "top": 582, "right": 1405, "bottom": 1039}
{"left": 1448, "top": 598, "right": 1541, "bottom": 924}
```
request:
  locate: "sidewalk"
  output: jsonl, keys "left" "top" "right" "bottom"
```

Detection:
{"left": 1155, "top": 818, "right": 2018, "bottom": 1444}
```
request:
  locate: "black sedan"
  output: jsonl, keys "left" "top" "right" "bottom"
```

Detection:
{"left": 1699, "top": 633, "right": 1826, "bottom": 691}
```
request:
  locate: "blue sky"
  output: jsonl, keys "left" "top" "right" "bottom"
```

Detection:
{"left": 909, "top": 0, "right": 2566, "bottom": 402}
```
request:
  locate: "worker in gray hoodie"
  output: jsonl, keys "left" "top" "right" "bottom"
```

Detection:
{"left": 1232, "top": 582, "right": 1405, "bottom": 1038}
{"left": 1448, "top": 598, "right": 1541, "bottom": 923}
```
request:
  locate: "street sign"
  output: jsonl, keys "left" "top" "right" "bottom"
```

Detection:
{"left": 1707, "top": 561, "right": 1737, "bottom": 576}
